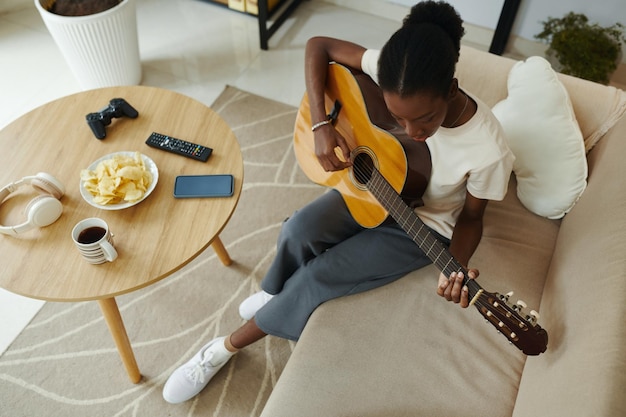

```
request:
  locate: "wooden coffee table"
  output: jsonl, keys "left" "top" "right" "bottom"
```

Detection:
{"left": 0, "top": 86, "right": 243, "bottom": 383}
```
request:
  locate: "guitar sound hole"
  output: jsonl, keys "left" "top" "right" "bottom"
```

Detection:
{"left": 352, "top": 150, "right": 375, "bottom": 187}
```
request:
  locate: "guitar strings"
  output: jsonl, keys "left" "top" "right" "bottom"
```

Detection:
{"left": 362, "top": 164, "right": 538, "bottom": 342}
{"left": 350, "top": 157, "right": 487, "bottom": 307}
{"left": 350, "top": 158, "right": 460, "bottom": 274}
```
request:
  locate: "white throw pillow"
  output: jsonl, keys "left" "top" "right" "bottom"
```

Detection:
{"left": 492, "top": 56, "right": 587, "bottom": 219}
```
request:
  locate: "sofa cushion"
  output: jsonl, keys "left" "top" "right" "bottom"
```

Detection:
{"left": 558, "top": 73, "right": 626, "bottom": 152}
{"left": 457, "top": 46, "right": 514, "bottom": 108}
{"left": 260, "top": 176, "right": 561, "bottom": 417}
{"left": 492, "top": 56, "right": 587, "bottom": 219}
{"left": 512, "top": 116, "right": 626, "bottom": 417}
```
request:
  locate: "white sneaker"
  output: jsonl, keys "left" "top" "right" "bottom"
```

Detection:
{"left": 163, "top": 337, "right": 235, "bottom": 404}
{"left": 239, "top": 290, "right": 274, "bottom": 320}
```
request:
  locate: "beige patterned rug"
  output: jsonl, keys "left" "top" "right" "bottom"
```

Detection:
{"left": 0, "top": 86, "right": 325, "bottom": 417}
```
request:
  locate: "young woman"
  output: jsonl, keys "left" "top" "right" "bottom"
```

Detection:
{"left": 163, "top": 1, "right": 514, "bottom": 404}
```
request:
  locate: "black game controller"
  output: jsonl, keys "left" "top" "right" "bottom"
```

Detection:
{"left": 86, "top": 98, "right": 139, "bottom": 139}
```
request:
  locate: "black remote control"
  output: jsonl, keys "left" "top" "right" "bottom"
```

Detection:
{"left": 145, "top": 132, "right": 213, "bottom": 162}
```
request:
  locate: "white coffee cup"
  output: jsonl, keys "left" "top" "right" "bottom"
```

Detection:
{"left": 71, "top": 218, "right": 118, "bottom": 264}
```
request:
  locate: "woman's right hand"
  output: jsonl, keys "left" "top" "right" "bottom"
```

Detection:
{"left": 314, "top": 125, "right": 352, "bottom": 172}
{"left": 304, "top": 37, "right": 364, "bottom": 172}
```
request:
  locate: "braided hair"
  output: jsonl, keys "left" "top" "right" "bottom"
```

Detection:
{"left": 378, "top": 1, "right": 465, "bottom": 98}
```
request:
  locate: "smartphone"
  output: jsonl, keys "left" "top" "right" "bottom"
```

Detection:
{"left": 174, "top": 174, "right": 234, "bottom": 198}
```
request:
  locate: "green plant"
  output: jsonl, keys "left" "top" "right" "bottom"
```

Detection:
{"left": 535, "top": 12, "right": 625, "bottom": 84}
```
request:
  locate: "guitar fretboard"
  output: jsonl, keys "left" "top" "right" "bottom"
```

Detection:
{"left": 364, "top": 165, "right": 483, "bottom": 298}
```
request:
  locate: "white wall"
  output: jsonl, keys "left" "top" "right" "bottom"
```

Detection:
{"left": 393, "top": 0, "right": 504, "bottom": 31}
{"left": 391, "top": 0, "right": 626, "bottom": 46}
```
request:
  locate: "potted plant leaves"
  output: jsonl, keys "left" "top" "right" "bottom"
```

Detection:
{"left": 535, "top": 12, "right": 625, "bottom": 85}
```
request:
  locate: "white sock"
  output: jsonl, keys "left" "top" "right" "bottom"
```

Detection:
{"left": 239, "top": 290, "right": 274, "bottom": 320}
{"left": 204, "top": 337, "right": 236, "bottom": 366}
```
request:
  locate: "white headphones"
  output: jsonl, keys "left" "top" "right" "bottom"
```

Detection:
{"left": 0, "top": 172, "right": 65, "bottom": 235}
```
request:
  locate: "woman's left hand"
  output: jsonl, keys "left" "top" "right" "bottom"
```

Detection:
{"left": 437, "top": 269, "right": 479, "bottom": 308}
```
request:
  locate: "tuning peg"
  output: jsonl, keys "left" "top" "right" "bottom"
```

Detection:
{"left": 499, "top": 291, "right": 514, "bottom": 302}
{"left": 527, "top": 310, "right": 540, "bottom": 325}
{"left": 513, "top": 299, "right": 527, "bottom": 312}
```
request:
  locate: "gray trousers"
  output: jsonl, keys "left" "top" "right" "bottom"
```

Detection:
{"left": 254, "top": 190, "right": 449, "bottom": 340}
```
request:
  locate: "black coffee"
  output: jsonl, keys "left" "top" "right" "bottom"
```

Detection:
{"left": 77, "top": 226, "right": 106, "bottom": 244}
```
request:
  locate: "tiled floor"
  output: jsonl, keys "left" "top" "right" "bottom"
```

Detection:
{"left": 0, "top": 0, "right": 405, "bottom": 354}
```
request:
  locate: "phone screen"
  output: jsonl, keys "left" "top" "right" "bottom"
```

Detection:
{"left": 174, "top": 174, "right": 234, "bottom": 198}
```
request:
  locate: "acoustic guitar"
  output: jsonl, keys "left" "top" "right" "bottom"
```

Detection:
{"left": 294, "top": 63, "right": 548, "bottom": 356}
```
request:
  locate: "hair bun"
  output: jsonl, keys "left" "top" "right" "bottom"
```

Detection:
{"left": 402, "top": 1, "right": 465, "bottom": 53}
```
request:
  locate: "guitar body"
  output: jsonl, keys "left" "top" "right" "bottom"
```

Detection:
{"left": 294, "top": 63, "right": 431, "bottom": 228}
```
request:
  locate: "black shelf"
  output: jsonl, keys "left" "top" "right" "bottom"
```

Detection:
{"left": 258, "top": 0, "right": 304, "bottom": 50}
{"left": 200, "top": 0, "right": 305, "bottom": 50}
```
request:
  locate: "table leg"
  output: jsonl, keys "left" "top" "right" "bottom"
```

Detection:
{"left": 98, "top": 297, "right": 142, "bottom": 383}
{"left": 211, "top": 235, "right": 232, "bottom": 266}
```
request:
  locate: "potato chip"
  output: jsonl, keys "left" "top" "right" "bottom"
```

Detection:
{"left": 81, "top": 152, "right": 152, "bottom": 205}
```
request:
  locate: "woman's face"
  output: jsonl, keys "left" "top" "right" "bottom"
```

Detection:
{"left": 383, "top": 89, "right": 450, "bottom": 142}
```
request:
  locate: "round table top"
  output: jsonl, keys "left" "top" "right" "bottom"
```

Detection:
{"left": 0, "top": 86, "right": 243, "bottom": 302}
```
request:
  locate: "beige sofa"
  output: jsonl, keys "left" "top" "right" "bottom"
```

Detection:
{"left": 260, "top": 46, "right": 626, "bottom": 417}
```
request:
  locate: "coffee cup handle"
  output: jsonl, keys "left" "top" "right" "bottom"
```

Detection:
{"left": 100, "top": 240, "right": 118, "bottom": 262}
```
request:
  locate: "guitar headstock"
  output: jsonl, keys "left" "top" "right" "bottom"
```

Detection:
{"left": 472, "top": 288, "right": 548, "bottom": 356}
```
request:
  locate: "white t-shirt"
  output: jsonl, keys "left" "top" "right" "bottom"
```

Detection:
{"left": 361, "top": 49, "right": 514, "bottom": 238}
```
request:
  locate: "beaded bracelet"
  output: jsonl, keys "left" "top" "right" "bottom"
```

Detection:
{"left": 311, "top": 119, "right": 331, "bottom": 132}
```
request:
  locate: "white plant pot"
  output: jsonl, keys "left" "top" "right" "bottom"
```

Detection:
{"left": 35, "top": 0, "right": 141, "bottom": 90}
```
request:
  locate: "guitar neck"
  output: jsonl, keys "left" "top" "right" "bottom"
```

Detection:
{"left": 366, "top": 167, "right": 483, "bottom": 297}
